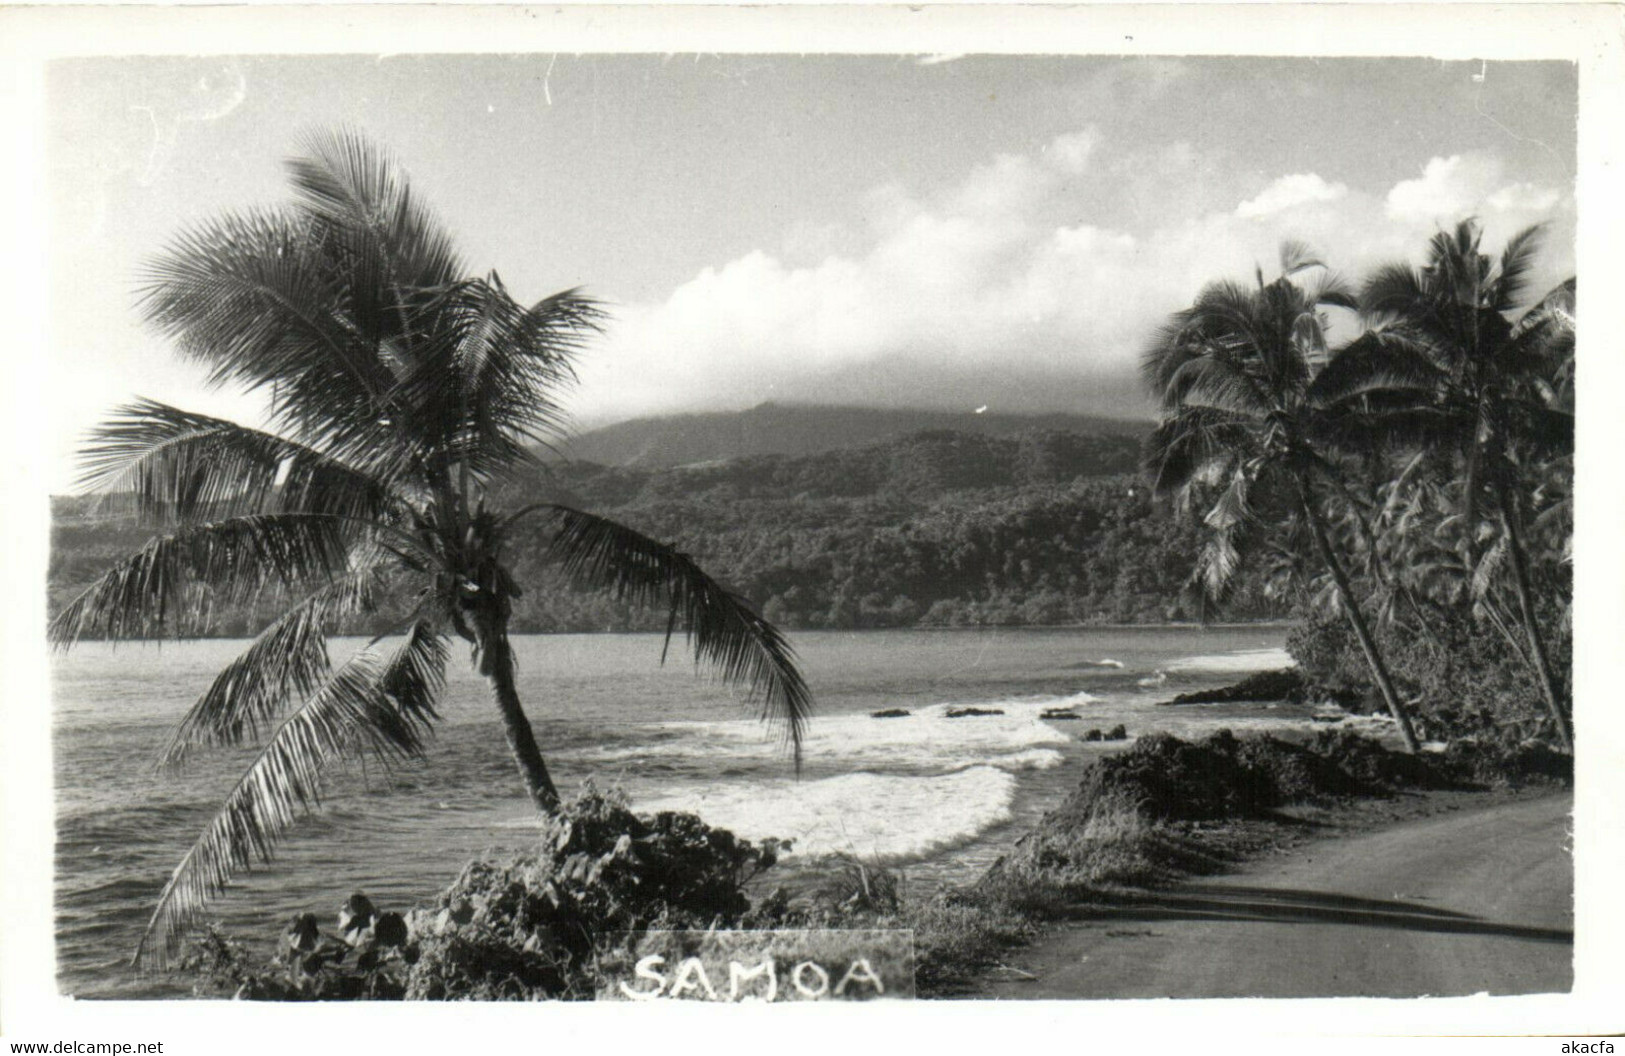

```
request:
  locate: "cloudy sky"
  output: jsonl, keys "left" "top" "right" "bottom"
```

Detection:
{"left": 45, "top": 53, "right": 1576, "bottom": 488}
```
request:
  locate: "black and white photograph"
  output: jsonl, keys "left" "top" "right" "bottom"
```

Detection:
{"left": 2, "top": 3, "right": 1622, "bottom": 1048}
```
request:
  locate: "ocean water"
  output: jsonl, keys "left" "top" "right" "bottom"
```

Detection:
{"left": 52, "top": 625, "right": 1336, "bottom": 999}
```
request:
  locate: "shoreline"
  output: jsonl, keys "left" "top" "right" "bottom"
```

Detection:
{"left": 156, "top": 726, "right": 1571, "bottom": 1001}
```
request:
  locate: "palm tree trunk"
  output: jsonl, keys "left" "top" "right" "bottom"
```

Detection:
{"left": 1496, "top": 481, "right": 1573, "bottom": 753}
{"left": 1300, "top": 486, "right": 1422, "bottom": 753}
{"left": 472, "top": 604, "right": 561, "bottom": 813}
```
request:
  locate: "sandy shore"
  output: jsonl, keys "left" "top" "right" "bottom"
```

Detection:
{"left": 978, "top": 790, "right": 1573, "bottom": 999}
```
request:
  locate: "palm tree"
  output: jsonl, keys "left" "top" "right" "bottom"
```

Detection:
{"left": 48, "top": 131, "right": 813, "bottom": 967}
{"left": 1320, "top": 220, "right": 1573, "bottom": 751}
{"left": 1144, "top": 243, "right": 1422, "bottom": 752}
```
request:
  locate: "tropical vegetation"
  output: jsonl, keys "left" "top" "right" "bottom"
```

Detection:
{"left": 1327, "top": 221, "right": 1574, "bottom": 750}
{"left": 47, "top": 131, "right": 812, "bottom": 968}
{"left": 1148, "top": 224, "right": 1573, "bottom": 752}
{"left": 1142, "top": 244, "right": 1424, "bottom": 751}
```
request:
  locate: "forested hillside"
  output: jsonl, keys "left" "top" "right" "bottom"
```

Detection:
{"left": 50, "top": 427, "right": 1286, "bottom": 636}
{"left": 559, "top": 401, "right": 1149, "bottom": 468}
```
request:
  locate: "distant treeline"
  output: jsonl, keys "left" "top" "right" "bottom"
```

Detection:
{"left": 49, "top": 428, "right": 1288, "bottom": 636}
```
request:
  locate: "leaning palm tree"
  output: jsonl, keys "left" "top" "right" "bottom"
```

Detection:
{"left": 48, "top": 131, "right": 812, "bottom": 967}
{"left": 1319, "top": 220, "right": 1574, "bottom": 751}
{"left": 1144, "top": 243, "right": 1422, "bottom": 752}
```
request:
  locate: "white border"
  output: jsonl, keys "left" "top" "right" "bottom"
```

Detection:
{"left": 3, "top": 6, "right": 1620, "bottom": 1051}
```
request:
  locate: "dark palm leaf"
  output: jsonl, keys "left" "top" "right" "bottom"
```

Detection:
{"left": 49, "top": 514, "right": 351, "bottom": 646}
{"left": 537, "top": 505, "right": 812, "bottom": 766}
{"left": 158, "top": 570, "right": 385, "bottom": 768}
{"left": 1278, "top": 239, "right": 1324, "bottom": 277}
{"left": 1491, "top": 223, "right": 1548, "bottom": 313}
{"left": 136, "top": 211, "right": 424, "bottom": 485}
{"left": 1503, "top": 277, "right": 1575, "bottom": 397}
{"left": 401, "top": 276, "right": 601, "bottom": 478}
{"left": 1143, "top": 408, "right": 1254, "bottom": 496}
{"left": 78, "top": 399, "right": 395, "bottom": 526}
{"left": 1163, "top": 354, "right": 1273, "bottom": 417}
{"left": 133, "top": 627, "right": 447, "bottom": 969}
{"left": 1309, "top": 330, "right": 1447, "bottom": 405}
{"left": 138, "top": 208, "right": 390, "bottom": 407}
{"left": 285, "top": 127, "right": 464, "bottom": 294}
{"left": 1360, "top": 262, "right": 1431, "bottom": 324}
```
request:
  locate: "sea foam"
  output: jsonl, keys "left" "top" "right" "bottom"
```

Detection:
{"left": 1165, "top": 647, "right": 1294, "bottom": 673}
{"left": 524, "top": 695, "right": 1081, "bottom": 863}
{"left": 638, "top": 765, "right": 1024, "bottom": 862}
{"left": 571, "top": 693, "right": 1083, "bottom": 773}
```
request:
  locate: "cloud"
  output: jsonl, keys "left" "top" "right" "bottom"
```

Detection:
{"left": 1236, "top": 174, "right": 1349, "bottom": 218}
{"left": 1385, "top": 153, "right": 1505, "bottom": 223}
{"left": 573, "top": 139, "right": 1574, "bottom": 427}
{"left": 1489, "top": 182, "right": 1563, "bottom": 213}
{"left": 1044, "top": 130, "right": 1098, "bottom": 175}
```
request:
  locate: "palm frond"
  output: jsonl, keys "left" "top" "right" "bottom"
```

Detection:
{"left": 1142, "top": 408, "right": 1253, "bottom": 496}
{"left": 78, "top": 399, "right": 395, "bottom": 526}
{"left": 158, "top": 570, "right": 385, "bottom": 769}
{"left": 49, "top": 514, "right": 350, "bottom": 647}
{"left": 1429, "top": 219, "right": 1486, "bottom": 307}
{"left": 1360, "top": 262, "right": 1430, "bottom": 324}
{"left": 376, "top": 621, "right": 448, "bottom": 733}
{"left": 400, "top": 277, "right": 602, "bottom": 477}
{"left": 1492, "top": 223, "right": 1548, "bottom": 313}
{"left": 1278, "top": 239, "right": 1324, "bottom": 277}
{"left": 1189, "top": 525, "right": 1244, "bottom": 608}
{"left": 1309, "top": 272, "right": 1360, "bottom": 313}
{"left": 286, "top": 127, "right": 464, "bottom": 294}
{"left": 1471, "top": 534, "right": 1510, "bottom": 602}
{"left": 138, "top": 208, "right": 389, "bottom": 408}
{"left": 1514, "top": 277, "right": 1575, "bottom": 336}
{"left": 1189, "top": 280, "right": 1267, "bottom": 351}
{"left": 1503, "top": 277, "right": 1575, "bottom": 394}
{"left": 1141, "top": 310, "right": 1202, "bottom": 399}
{"left": 133, "top": 627, "right": 446, "bottom": 969}
{"left": 1163, "top": 354, "right": 1273, "bottom": 417}
{"left": 537, "top": 505, "right": 812, "bottom": 767}
{"left": 1309, "top": 330, "right": 1447, "bottom": 406}
{"left": 1204, "top": 471, "right": 1254, "bottom": 532}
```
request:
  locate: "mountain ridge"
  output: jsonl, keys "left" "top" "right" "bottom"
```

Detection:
{"left": 557, "top": 402, "right": 1151, "bottom": 469}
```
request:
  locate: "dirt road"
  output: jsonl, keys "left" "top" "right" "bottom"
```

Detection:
{"left": 983, "top": 793, "right": 1573, "bottom": 999}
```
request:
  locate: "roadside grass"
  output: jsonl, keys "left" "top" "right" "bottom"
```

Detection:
{"left": 867, "top": 728, "right": 1572, "bottom": 995}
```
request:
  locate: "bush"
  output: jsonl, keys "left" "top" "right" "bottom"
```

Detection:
{"left": 984, "top": 785, "right": 1221, "bottom": 891}
{"left": 1440, "top": 738, "right": 1574, "bottom": 788}
{"left": 1162, "top": 668, "right": 1314, "bottom": 706}
{"left": 1287, "top": 604, "right": 1569, "bottom": 748}
{"left": 1072, "top": 731, "right": 1291, "bottom": 821}
{"left": 186, "top": 788, "right": 789, "bottom": 1001}
{"left": 981, "top": 729, "right": 1473, "bottom": 899}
